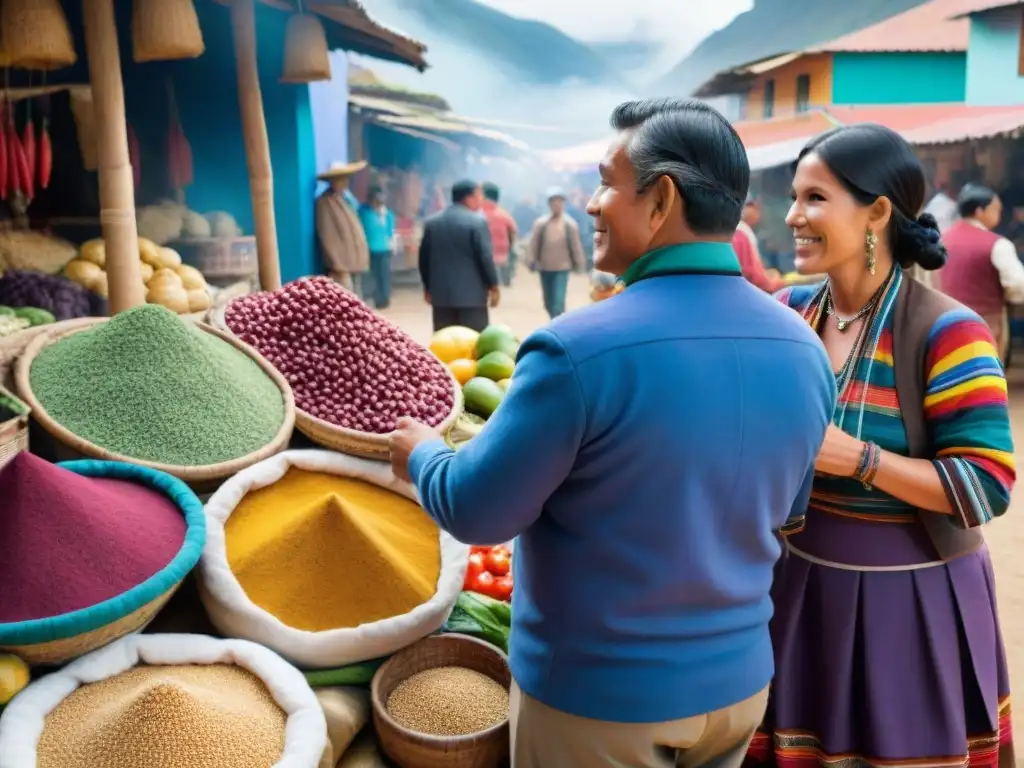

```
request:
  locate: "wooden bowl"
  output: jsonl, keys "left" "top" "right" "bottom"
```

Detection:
{"left": 371, "top": 634, "right": 511, "bottom": 768}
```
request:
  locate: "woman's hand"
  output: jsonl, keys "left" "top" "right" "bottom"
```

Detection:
{"left": 815, "top": 424, "right": 865, "bottom": 478}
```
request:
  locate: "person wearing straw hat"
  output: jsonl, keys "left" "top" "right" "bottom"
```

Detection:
{"left": 315, "top": 161, "right": 370, "bottom": 296}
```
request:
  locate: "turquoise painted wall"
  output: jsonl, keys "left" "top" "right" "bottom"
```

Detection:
{"left": 308, "top": 51, "right": 351, "bottom": 198}
{"left": 965, "top": 6, "right": 1024, "bottom": 105}
{"left": 832, "top": 52, "right": 966, "bottom": 104}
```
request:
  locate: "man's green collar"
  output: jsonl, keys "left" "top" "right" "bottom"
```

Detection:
{"left": 621, "top": 242, "right": 741, "bottom": 287}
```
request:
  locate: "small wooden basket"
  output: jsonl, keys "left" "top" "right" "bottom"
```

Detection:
{"left": 280, "top": 13, "right": 331, "bottom": 83}
{"left": 132, "top": 0, "right": 205, "bottom": 63}
{"left": 1, "top": 0, "right": 77, "bottom": 71}
{"left": 0, "top": 384, "right": 29, "bottom": 473}
{"left": 14, "top": 317, "right": 296, "bottom": 494}
{"left": 372, "top": 634, "right": 511, "bottom": 768}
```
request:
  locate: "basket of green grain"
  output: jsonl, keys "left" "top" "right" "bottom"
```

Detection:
{"left": 0, "top": 633, "right": 328, "bottom": 768}
{"left": 14, "top": 307, "right": 295, "bottom": 494}
{"left": 371, "top": 633, "right": 511, "bottom": 768}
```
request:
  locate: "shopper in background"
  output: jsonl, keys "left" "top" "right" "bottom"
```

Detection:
{"left": 481, "top": 182, "right": 517, "bottom": 287}
{"left": 358, "top": 186, "right": 396, "bottom": 310}
{"left": 418, "top": 179, "right": 500, "bottom": 332}
{"left": 315, "top": 161, "right": 370, "bottom": 297}
{"left": 937, "top": 182, "right": 1024, "bottom": 362}
{"left": 733, "top": 196, "right": 784, "bottom": 292}
{"left": 526, "top": 187, "right": 586, "bottom": 318}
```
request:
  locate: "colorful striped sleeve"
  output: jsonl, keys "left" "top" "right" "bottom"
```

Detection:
{"left": 924, "top": 308, "right": 1015, "bottom": 528}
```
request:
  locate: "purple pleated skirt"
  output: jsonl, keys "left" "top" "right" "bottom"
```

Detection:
{"left": 748, "top": 510, "right": 1014, "bottom": 768}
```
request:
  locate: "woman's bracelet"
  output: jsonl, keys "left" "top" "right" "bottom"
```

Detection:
{"left": 854, "top": 441, "right": 882, "bottom": 489}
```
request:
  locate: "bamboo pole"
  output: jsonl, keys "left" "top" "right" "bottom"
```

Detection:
{"left": 82, "top": 0, "right": 145, "bottom": 314}
{"left": 230, "top": 0, "right": 281, "bottom": 290}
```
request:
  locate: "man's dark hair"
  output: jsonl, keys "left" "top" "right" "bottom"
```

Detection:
{"left": 957, "top": 183, "right": 997, "bottom": 219}
{"left": 482, "top": 182, "right": 500, "bottom": 202}
{"left": 452, "top": 179, "right": 480, "bottom": 204}
{"left": 609, "top": 98, "right": 749, "bottom": 235}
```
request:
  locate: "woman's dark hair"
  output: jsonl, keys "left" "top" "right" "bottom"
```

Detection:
{"left": 610, "top": 98, "right": 749, "bottom": 236}
{"left": 452, "top": 179, "right": 480, "bottom": 204}
{"left": 798, "top": 124, "right": 947, "bottom": 271}
{"left": 482, "top": 182, "right": 500, "bottom": 202}
{"left": 957, "top": 183, "right": 996, "bottom": 219}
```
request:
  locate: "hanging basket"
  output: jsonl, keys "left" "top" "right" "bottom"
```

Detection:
{"left": 1, "top": 0, "right": 77, "bottom": 71}
{"left": 132, "top": 0, "right": 206, "bottom": 63}
{"left": 280, "top": 13, "right": 331, "bottom": 84}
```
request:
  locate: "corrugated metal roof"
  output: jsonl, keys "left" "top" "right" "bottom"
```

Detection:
{"left": 733, "top": 111, "right": 839, "bottom": 147}
{"left": 808, "top": 0, "right": 972, "bottom": 53}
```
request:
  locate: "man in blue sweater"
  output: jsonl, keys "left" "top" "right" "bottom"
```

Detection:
{"left": 390, "top": 99, "right": 835, "bottom": 767}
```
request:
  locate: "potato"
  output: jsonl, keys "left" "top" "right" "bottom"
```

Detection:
{"left": 174, "top": 263, "right": 207, "bottom": 291}
{"left": 187, "top": 288, "right": 211, "bottom": 313}
{"left": 78, "top": 239, "right": 106, "bottom": 267}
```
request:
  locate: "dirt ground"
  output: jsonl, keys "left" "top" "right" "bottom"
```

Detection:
{"left": 382, "top": 273, "right": 1024, "bottom": 742}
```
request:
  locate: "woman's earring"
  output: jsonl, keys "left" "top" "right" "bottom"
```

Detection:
{"left": 865, "top": 229, "right": 878, "bottom": 276}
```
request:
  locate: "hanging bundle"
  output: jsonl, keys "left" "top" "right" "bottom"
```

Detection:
{"left": 280, "top": 12, "right": 331, "bottom": 84}
{"left": 1, "top": 0, "right": 77, "bottom": 71}
{"left": 131, "top": 0, "right": 206, "bottom": 64}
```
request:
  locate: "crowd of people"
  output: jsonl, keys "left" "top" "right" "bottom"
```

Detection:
{"left": 386, "top": 98, "right": 1017, "bottom": 768}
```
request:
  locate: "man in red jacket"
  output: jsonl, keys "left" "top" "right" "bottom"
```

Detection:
{"left": 733, "top": 197, "right": 783, "bottom": 293}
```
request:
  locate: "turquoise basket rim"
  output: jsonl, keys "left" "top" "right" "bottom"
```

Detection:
{"left": 0, "top": 459, "right": 206, "bottom": 647}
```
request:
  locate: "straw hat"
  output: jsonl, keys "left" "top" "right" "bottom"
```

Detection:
{"left": 317, "top": 161, "right": 368, "bottom": 181}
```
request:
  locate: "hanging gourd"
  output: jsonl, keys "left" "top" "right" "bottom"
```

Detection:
{"left": 280, "top": 9, "right": 331, "bottom": 84}
{"left": 1, "top": 0, "right": 77, "bottom": 71}
{"left": 131, "top": 0, "right": 205, "bottom": 63}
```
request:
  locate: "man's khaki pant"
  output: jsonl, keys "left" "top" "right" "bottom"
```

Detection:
{"left": 509, "top": 682, "right": 769, "bottom": 768}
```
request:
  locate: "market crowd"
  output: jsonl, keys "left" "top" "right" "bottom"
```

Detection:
{"left": 387, "top": 98, "right": 1018, "bottom": 768}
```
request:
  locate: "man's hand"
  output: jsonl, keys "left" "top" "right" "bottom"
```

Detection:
{"left": 390, "top": 416, "right": 443, "bottom": 482}
{"left": 488, "top": 286, "right": 501, "bottom": 308}
{"left": 424, "top": 292, "right": 431, "bottom": 305}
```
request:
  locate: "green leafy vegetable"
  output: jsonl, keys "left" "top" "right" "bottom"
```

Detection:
{"left": 444, "top": 591, "right": 512, "bottom": 653}
{"left": 303, "top": 658, "right": 385, "bottom": 688}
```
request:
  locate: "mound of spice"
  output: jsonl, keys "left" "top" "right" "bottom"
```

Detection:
{"left": 29, "top": 305, "right": 285, "bottom": 466}
{"left": 0, "top": 452, "right": 187, "bottom": 623}
{"left": 225, "top": 276, "right": 454, "bottom": 433}
{"left": 37, "top": 664, "right": 287, "bottom": 768}
{"left": 386, "top": 666, "right": 509, "bottom": 736}
{"left": 225, "top": 468, "right": 441, "bottom": 632}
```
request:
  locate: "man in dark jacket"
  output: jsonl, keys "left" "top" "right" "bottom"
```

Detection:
{"left": 419, "top": 179, "right": 500, "bottom": 332}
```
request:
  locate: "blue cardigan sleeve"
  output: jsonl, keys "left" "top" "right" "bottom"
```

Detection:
{"left": 408, "top": 328, "right": 586, "bottom": 544}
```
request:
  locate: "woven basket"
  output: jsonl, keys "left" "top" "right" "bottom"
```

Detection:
{"left": 0, "top": 384, "right": 29, "bottom": 473}
{"left": 131, "top": 0, "right": 205, "bottom": 63}
{"left": 14, "top": 318, "right": 296, "bottom": 494}
{"left": 280, "top": 13, "right": 331, "bottom": 83}
{"left": 0, "top": 319, "right": 95, "bottom": 391}
{"left": 371, "top": 634, "right": 511, "bottom": 768}
{"left": 1, "top": 0, "right": 77, "bottom": 71}
{"left": 0, "top": 460, "right": 206, "bottom": 666}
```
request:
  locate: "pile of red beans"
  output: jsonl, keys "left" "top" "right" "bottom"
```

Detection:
{"left": 225, "top": 277, "right": 455, "bottom": 433}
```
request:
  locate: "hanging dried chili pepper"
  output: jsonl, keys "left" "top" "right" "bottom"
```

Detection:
{"left": 37, "top": 93, "right": 52, "bottom": 191}
{"left": 21, "top": 109, "right": 36, "bottom": 200}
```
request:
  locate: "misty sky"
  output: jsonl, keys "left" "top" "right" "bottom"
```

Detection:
{"left": 477, "top": 0, "right": 753, "bottom": 57}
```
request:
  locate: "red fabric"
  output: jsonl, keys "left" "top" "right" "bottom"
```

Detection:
{"left": 482, "top": 200, "right": 517, "bottom": 264}
{"left": 0, "top": 453, "right": 187, "bottom": 622}
{"left": 732, "top": 227, "right": 782, "bottom": 293}
{"left": 940, "top": 220, "right": 1004, "bottom": 317}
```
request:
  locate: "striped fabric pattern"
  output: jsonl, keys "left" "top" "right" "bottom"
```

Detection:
{"left": 777, "top": 273, "right": 1014, "bottom": 529}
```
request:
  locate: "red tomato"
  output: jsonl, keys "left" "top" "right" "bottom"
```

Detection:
{"left": 471, "top": 570, "right": 495, "bottom": 595}
{"left": 484, "top": 549, "right": 511, "bottom": 577}
{"left": 463, "top": 552, "right": 486, "bottom": 591}
{"left": 470, "top": 546, "right": 491, "bottom": 555}
{"left": 492, "top": 575, "right": 514, "bottom": 602}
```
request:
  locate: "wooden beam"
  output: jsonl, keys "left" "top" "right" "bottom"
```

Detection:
{"left": 230, "top": 0, "right": 281, "bottom": 291}
{"left": 81, "top": 0, "right": 144, "bottom": 314}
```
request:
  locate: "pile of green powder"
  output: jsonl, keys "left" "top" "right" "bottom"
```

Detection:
{"left": 30, "top": 305, "right": 285, "bottom": 466}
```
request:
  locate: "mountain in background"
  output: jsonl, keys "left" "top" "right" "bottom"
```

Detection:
{"left": 589, "top": 40, "right": 665, "bottom": 84}
{"left": 651, "top": 0, "right": 932, "bottom": 97}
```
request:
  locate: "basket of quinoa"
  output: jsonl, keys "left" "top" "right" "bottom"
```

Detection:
{"left": 0, "top": 634, "right": 327, "bottom": 768}
{"left": 198, "top": 449, "right": 469, "bottom": 669}
{"left": 14, "top": 307, "right": 295, "bottom": 492}
{"left": 0, "top": 453, "right": 205, "bottom": 665}
{"left": 223, "top": 277, "right": 462, "bottom": 460}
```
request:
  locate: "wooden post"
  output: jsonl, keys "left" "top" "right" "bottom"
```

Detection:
{"left": 230, "top": 0, "right": 281, "bottom": 290}
{"left": 81, "top": 0, "right": 145, "bottom": 314}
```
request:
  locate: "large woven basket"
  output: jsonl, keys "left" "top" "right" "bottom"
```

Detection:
{"left": 0, "top": 384, "right": 29, "bottom": 473}
{"left": 0, "top": 460, "right": 206, "bottom": 666}
{"left": 1, "top": 0, "right": 76, "bottom": 70}
{"left": 131, "top": 0, "right": 205, "bottom": 63}
{"left": 280, "top": 13, "right": 331, "bottom": 83}
{"left": 0, "top": 318, "right": 95, "bottom": 390}
{"left": 14, "top": 317, "right": 296, "bottom": 494}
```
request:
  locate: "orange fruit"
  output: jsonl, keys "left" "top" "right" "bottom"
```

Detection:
{"left": 448, "top": 358, "right": 478, "bottom": 385}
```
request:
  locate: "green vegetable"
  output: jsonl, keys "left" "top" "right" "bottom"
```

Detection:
{"left": 475, "top": 350, "right": 515, "bottom": 382}
{"left": 0, "top": 306, "right": 14, "bottom": 317}
{"left": 13, "top": 307, "right": 56, "bottom": 327}
{"left": 304, "top": 658, "right": 385, "bottom": 688}
{"left": 29, "top": 305, "right": 286, "bottom": 466}
{"left": 462, "top": 377, "right": 505, "bottom": 420}
{"left": 444, "top": 591, "right": 512, "bottom": 653}
{"left": 474, "top": 325, "right": 518, "bottom": 359}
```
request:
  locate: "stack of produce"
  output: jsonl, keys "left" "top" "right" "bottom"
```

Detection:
{"left": 27, "top": 305, "right": 285, "bottom": 467}
{"left": 0, "top": 305, "right": 55, "bottom": 338}
{"left": 0, "top": 231, "right": 76, "bottom": 275}
{"left": 463, "top": 545, "right": 513, "bottom": 602}
{"left": 0, "top": 270, "right": 93, "bottom": 321}
{"left": 225, "top": 277, "right": 456, "bottom": 434}
{"left": 63, "top": 238, "right": 211, "bottom": 315}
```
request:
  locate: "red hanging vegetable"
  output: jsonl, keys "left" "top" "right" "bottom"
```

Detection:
{"left": 21, "top": 119, "right": 35, "bottom": 200}
{"left": 38, "top": 119, "right": 52, "bottom": 191}
{"left": 127, "top": 123, "right": 141, "bottom": 190}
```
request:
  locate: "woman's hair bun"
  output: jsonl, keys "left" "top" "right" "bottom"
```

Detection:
{"left": 894, "top": 212, "right": 947, "bottom": 271}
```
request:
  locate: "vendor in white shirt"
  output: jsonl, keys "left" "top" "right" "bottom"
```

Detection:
{"left": 938, "top": 183, "right": 1024, "bottom": 361}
